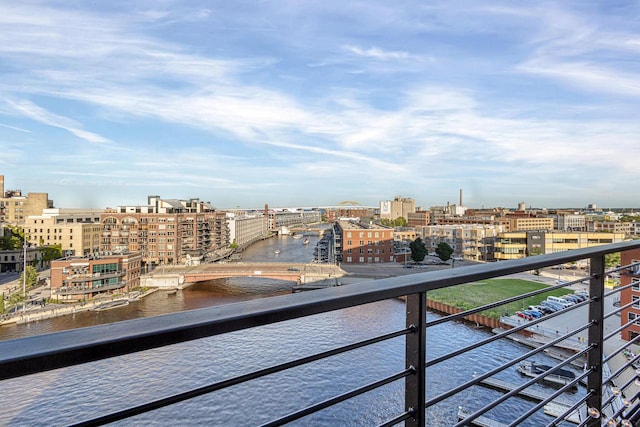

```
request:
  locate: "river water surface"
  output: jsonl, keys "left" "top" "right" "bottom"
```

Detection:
{"left": 0, "top": 234, "right": 583, "bottom": 426}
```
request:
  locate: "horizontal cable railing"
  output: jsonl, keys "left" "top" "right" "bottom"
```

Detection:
{"left": 3, "top": 241, "right": 640, "bottom": 426}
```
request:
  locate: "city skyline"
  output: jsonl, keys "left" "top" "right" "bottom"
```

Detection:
{"left": 1, "top": 1, "right": 639, "bottom": 209}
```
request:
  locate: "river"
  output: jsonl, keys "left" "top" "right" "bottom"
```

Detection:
{"left": 0, "top": 234, "right": 583, "bottom": 426}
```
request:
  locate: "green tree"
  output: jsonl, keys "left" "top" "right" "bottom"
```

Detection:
{"left": 42, "top": 245, "right": 62, "bottom": 263}
{"left": 393, "top": 217, "right": 408, "bottom": 227}
{"left": 19, "top": 266, "right": 39, "bottom": 292}
{"left": 436, "top": 242, "right": 454, "bottom": 262}
{"left": 379, "top": 218, "right": 393, "bottom": 227}
{"left": 605, "top": 252, "right": 621, "bottom": 268}
{"left": 409, "top": 238, "right": 428, "bottom": 262}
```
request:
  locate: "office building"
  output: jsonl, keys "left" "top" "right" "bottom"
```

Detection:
{"left": 50, "top": 252, "right": 142, "bottom": 302}
{"left": 380, "top": 196, "right": 416, "bottom": 220}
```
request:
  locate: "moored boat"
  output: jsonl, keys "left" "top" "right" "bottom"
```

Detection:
{"left": 517, "top": 361, "right": 577, "bottom": 388}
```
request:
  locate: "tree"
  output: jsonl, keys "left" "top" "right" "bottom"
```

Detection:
{"left": 42, "top": 245, "right": 62, "bottom": 264}
{"left": 605, "top": 252, "right": 621, "bottom": 268}
{"left": 409, "top": 238, "right": 427, "bottom": 262}
{"left": 436, "top": 242, "right": 454, "bottom": 262}
{"left": 19, "top": 266, "right": 39, "bottom": 292}
{"left": 393, "top": 217, "right": 408, "bottom": 227}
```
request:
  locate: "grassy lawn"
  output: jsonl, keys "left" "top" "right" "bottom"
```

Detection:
{"left": 427, "top": 278, "right": 572, "bottom": 319}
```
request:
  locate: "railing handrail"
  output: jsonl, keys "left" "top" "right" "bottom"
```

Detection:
{"left": 2, "top": 240, "right": 640, "bottom": 383}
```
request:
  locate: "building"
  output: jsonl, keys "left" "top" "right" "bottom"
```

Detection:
{"left": 0, "top": 246, "right": 41, "bottom": 273}
{"left": 380, "top": 196, "right": 416, "bottom": 221}
{"left": 407, "top": 210, "right": 431, "bottom": 228}
{"left": 100, "top": 196, "right": 229, "bottom": 266}
{"left": 50, "top": 252, "right": 142, "bottom": 302}
{"left": 494, "top": 231, "right": 626, "bottom": 261}
{"left": 555, "top": 214, "right": 586, "bottom": 231}
{"left": 507, "top": 216, "right": 554, "bottom": 232}
{"left": 620, "top": 248, "right": 640, "bottom": 341}
{"left": 24, "top": 208, "right": 104, "bottom": 257}
{"left": 226, "top": 212, "right": 269, "bottom": 248}
{"left": 267, "top": 208, "right": 321, "bottom": 231}
{"left": 587, "top": 220, "right": 632, "bottom": 235}
{"left": 0, "top": 183, "right": 52, "bottom": 225}
{"left": 416, "top": 224, "right": 501, "bottom": 261}
{"left": 335, "top": 220, "right": 394, "bottom": 263}
{"left": 325, "top": 207, "right": 376, "bottom": 223}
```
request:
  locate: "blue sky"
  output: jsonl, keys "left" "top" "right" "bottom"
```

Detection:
{"left": 1, "top": 1, "right": 639, "bottom": 210}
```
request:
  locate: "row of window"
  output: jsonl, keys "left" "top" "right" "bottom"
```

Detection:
{"left": 347, "top": 248, "right": 385, "bottom": 254}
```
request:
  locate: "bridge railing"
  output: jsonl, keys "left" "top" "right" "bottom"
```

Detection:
{"left": 2, "top": 241, "right": 640, "bottom": 426}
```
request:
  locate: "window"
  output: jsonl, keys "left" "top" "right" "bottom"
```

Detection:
{"left": 629, "top": 312, "right": 640, "bottom": 325}
{"left": 634, "top": 296, "right": 640, "bottom": 309}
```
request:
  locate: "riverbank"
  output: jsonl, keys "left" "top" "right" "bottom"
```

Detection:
{"left": 0, "top": 288, "right": 158, "bottom": 326}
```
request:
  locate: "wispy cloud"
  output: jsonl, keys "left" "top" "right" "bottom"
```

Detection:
{"left": 7, "top": 100, "right": 110, "bottom": 144}
{"left": 0, "top": 122, "right": 30, "bottom": 133}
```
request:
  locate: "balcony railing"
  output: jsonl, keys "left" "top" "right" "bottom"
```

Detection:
{"left": 2, "top": 241, "right": 640, "bottom": 426}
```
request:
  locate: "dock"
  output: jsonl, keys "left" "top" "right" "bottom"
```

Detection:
{"left": 479, "top": 378, "right": 582, "bottom": 424}
{"left": 457, "top": 407, "right": 507, "bottom": 427}
{"left": 480, "top": 377, "right": 573, "bottom": 405}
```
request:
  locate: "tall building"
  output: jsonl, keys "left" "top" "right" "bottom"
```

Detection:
{"left": 100, "top": 196, "right": 229, "bottom": 266}
{"left": 335, "top": 220, "right": 394, "bottom": 263}
{"left": 380, "top": 196, "right": 416, "bottom": 220}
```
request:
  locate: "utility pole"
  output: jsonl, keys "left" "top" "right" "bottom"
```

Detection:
{"left": 22, "top": 237, "right": 27, "bottom": 314}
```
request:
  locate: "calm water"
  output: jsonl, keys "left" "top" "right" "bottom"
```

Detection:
{"left": 0, "top": 234, "right": 582, "bottom": 426}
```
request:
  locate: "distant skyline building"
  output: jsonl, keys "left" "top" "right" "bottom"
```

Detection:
{"left": 0, "top": 174, "right": 53, "bottom": 224}
{"left": 380, "top": 196, "right": 416, "bottom": 221}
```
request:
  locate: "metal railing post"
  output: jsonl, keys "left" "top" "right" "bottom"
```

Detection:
{"left": 406, "top": 292, "right": 426, "bottom": 427}
{"left": 586, "top": 254, "right": 605, "bottom": 426}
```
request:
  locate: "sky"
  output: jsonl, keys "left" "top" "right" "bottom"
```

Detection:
{"left": 1, "top": 1, "right": 639, "bottom": 210}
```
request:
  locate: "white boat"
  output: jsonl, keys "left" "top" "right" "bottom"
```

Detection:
{"left": 303, "top": 238, "right": 309, "bottom": 245}
{"left": 274, "top": 249, "right": 281, "bottom": 254}
{"left": 292, "top": 234, "right": 303, "bottom": 239}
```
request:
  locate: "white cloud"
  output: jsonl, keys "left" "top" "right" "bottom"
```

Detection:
{"left": 6, "top": 100, "right": 110, "bottom": 144}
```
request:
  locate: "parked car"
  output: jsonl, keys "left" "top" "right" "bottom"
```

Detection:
{"left": 562, "top": 295, "right": 581, "bottom": 304}
{"left": 563, "top": 295, "right": 582, "bottom": 304}
{"left": 515, "top": 311, "right": 532, "bottom": 320}
{"left": 540, "top": 300, "right": 561, "bottom": 312}
{"left": 524, "top": 309, "right": 542, "bottom": 319}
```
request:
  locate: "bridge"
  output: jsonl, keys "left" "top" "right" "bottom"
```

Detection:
{"left": 142, "top": 262, "right": 346, "bottom": 289}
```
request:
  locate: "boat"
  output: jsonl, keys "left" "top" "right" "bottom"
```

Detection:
{"left": 91, "top": 299, "right": 129, "bottom": 311}
{"left": 167, "top": 289, "right": 178, "bottom": 295}
{"left": 292, "top": 234, "right": 303, "bottom": 239}
{"left": 128, "top": 291, "right": 142, "bottom": 301}
{"left": 303, "top": 238, "right": 309, "bottom": 245}
{"left": 517, "top": 361, "right": 576, "bottom": 388}
{"left": 274, "top": 249, "right": 281, "bottom": 254}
